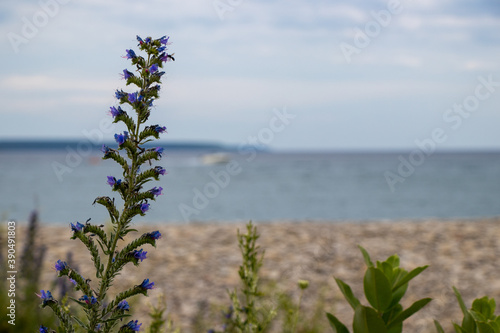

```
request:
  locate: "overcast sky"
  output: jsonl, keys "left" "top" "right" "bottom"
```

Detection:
{"left": 0, "top": 0, "right": 499, "bottom": 151}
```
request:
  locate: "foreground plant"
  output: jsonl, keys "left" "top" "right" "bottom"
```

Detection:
{"left": 434, "top": 287, "right": 500, "bottom": 333}
{"left": 38, "top": 35, "right": 174, "bottom": 332}
{"left": 327, "top": 246, "right": 431, "bottom": 333}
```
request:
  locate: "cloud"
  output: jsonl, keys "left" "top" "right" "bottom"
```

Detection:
{"left": 0, "top": 0, "right": 499, "bottom": 149}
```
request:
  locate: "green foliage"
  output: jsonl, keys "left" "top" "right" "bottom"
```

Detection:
{"left": 274, "top": 279, "right": 328, "bottom": 333}
{"left": 211, "top": 222, "right": 277, "bottom": 333}
{"left": 147, "top": 294, "right": 180, "bottom": 333}
{"left": 435, "top": 287, "right": 500, "bottom": 333}
{"left": 326, "top": 245, "right": 431, "bottom": 333}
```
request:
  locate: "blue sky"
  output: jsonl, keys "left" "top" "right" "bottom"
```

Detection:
{"left": 0, "top": 0, "right": 499, "bottom": 151}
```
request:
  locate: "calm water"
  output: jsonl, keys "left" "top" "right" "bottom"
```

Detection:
{"left": 1, "top": 149, "right": 499, "bottom": 225}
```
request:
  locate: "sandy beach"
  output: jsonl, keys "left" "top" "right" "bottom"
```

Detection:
{"left": 19, "top": 217, "right": 500, "bottom": 332}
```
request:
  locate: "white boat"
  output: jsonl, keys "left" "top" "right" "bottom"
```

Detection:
{"left": 200, "top": 152, "right": 231, "bottom": 165}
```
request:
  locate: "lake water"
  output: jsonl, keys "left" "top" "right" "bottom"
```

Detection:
{"left": 1, "top": 148, "right": 499, "bottom": 225}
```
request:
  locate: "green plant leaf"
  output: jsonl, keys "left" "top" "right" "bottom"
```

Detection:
{"left": 389, "top": 268, "right": 406, "bottom": 289}
{"left": 473, "top": 297, "right": 495, "bottom": 320}
{"left": 489, "top": 320, "right": 500, "bottom": 332}
{"left": 382, "top": 304, "right": 402, "bottom": 325}
{"left": 477, "top": 322, "right": 496, "bottom": 333}
{"left": 378, "top": 262, "right": 394, "bottom": 282}
{"left": 462, "top": 311, "right": 477, "bottom": 333}
{"left": 391, "top": 265, "right": 428, "bottom": 292}
{"left": 72, "top": 315, "right": 87, "bottom": 329}
{"left": 385, "top": 254, "right": 400, "bottom": 268}
{"left": 434, "top": 320, "right": 445, "bottom": 333}
{"left": 387, "top": 323, "right": 402, "bottom": 333}
{"left": 353, "top": 305, "right": 387, "bottom": 333}
{"left": 358, "top": 245, "right": 374, "bottom": 267}
{"left": 453, "top": 323, "right": 467, "bottom": 333}
{"left": 364, "top": 267, "right": 392, "bottom": 312}
{"left": 389, "top": 283, "right": 408, "bottom": 310}
{"left": 326, "top": 312, "right": 350, "bottom": 333}
{"left": 335, "top": 278, "right": 361, "bottom": 310}
{"left": 453, "top": 287, "right": 468, "bottom": 315}
{"left": 386, "top": 298, "right": 432, "bottom": 329}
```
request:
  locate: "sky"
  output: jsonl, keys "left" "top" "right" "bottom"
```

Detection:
{"left": 0, "top": 0, "right": 499, "bottom": 151}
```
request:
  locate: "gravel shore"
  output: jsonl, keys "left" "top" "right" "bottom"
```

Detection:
{"left": 23, "top": 217, "right": 500, "bottom": 332}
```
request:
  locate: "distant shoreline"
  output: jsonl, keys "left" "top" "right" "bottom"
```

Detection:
{"left": 0, "top": 139, "right": 499, "bottom": 154}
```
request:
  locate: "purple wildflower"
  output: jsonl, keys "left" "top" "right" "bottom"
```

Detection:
{"left": 107, "top": 176, "right": 115, "bottom": 186}
{"left": 133, "top": 249, "right": 147, "bottom": 262}
{"left": 68, "top": 277, "right": 77, "bottom": 285}
{"left": 147, "top": 231, "right": 162, "bottom": 240}
{"left": 137, "top": 35, "right": 144, "bottom": 45}
{"left": 157, "top": 46, "right": 166, "bottom": 53}
{"left": 139, "top": 278, "right": 155, "bottom": 290}
{"left": 36, "top": 290, "right": 54, "bottom": 305}
{"left": 155, "top": 147, "right": 164, "bottom": 158}
{"left": 124, "top": 320, "right": 142, "bottom": 332}
{"left": 109, "top": 106, "right": 124, "bottom": 118}
{"left": 39, "top": 325, "right": 49, "bottom": 333}
{"left": 154, "top": 166, "right": 166, "bottom": 176}
{"left": 115, "top": 89, "right": 127, "bottom": 100}
{"left": 121, "top": 69, "right": 134, "bottom": 80}
{"left": 80, "top": 295, "right": 97, "bottom": 305}
{"left": 114, "top": 131, "right": 129, "bottom": 146}
{"left": 55, "top": 260, "right": 68, "bottom": 272}
{"left": 160, "top": 53, "right": 173, "bottom": 62}
{"left": 140, "top": 203, "right": 150, "bottom": 213}
{"left": 123, "top": 49, "right": 136, "bottom": 59}
{"left": 128, "top": 92, "right": 138, "bottom": 103}
{"left": 117, "top": 300, "right": 130, "bottom": 311}
{"left": 70, "top": 221, "right": 85, "bottom": 232}
{"left": 149, "top": 64, "right": 158, "bottom": 73}
{"left": 159, "top": 36, "right": 170, "bottom": 45}
{"left": 145, "top": 37, "right": 152, "bottom": 43}
{"left": 107, "top": 176, "right": 122, "bottom": 187}
{"left": 150, "top": 187, "right": 163, "bottom": 197}
{"left": 101, "top": 145, "right": 111, "bottom": 156}
{"left": 154, "top": 125, "right": 167, "bottom": 134}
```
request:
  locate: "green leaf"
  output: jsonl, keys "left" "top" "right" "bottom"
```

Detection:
{"left": 389, "top": 282, "right": 408, "bottom": 309}
{"left": 453, "top": 287, "right": 468, "bottom": 315}
{"left": 326, "top": 312, "right": 350, "bottom": 333}
{"left": 462, "top": 311, "right": 477, "bottom": 333}
{"left": 392, "top": 265, "right": 428, "bottom": 292}
{"left": 453, "top": 323, "right": 467, "bottom": 333}
{"left": 378, "top": 262, "right": 394, "bottom": 282}
{"left": 72, "top": 315, "right": 87, "bottom": 329}
{"left": 473, "top": 297, "right": 495, "bottom": 320}
{"left": 385, "top": 254, "right": 400, "bottom": 268}
{"left": 364, "top": 267, "right": 392, "bottom": 312}
{"left": 387, "top": 298, "right": 432, "bottom": 329}
{"left": 335, "top": 278, "right": 361, "bottom": 310}
{"left": 471, "top": 310, "right": 488, "bottom": 323}
{"left": 358, "top": 245, "right": 374, "bottom": 267}
{"left": 477, "top": 322, "right": 496, "bottom": 333}
{"left": 382, "top": 304, "right": 402, "bottom": 325}
{"left": 434, "top": 320, "right": 445, "bottom": 333}
{"left": 353, "top": 305, "right": 387, "bottom": 333}
{"left": 390, "top": 268, "right": 407, "bottom": 289}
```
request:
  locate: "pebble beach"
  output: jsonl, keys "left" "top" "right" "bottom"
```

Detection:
{"left": 21, "top": 217, "right": 500, "bottom": 332}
